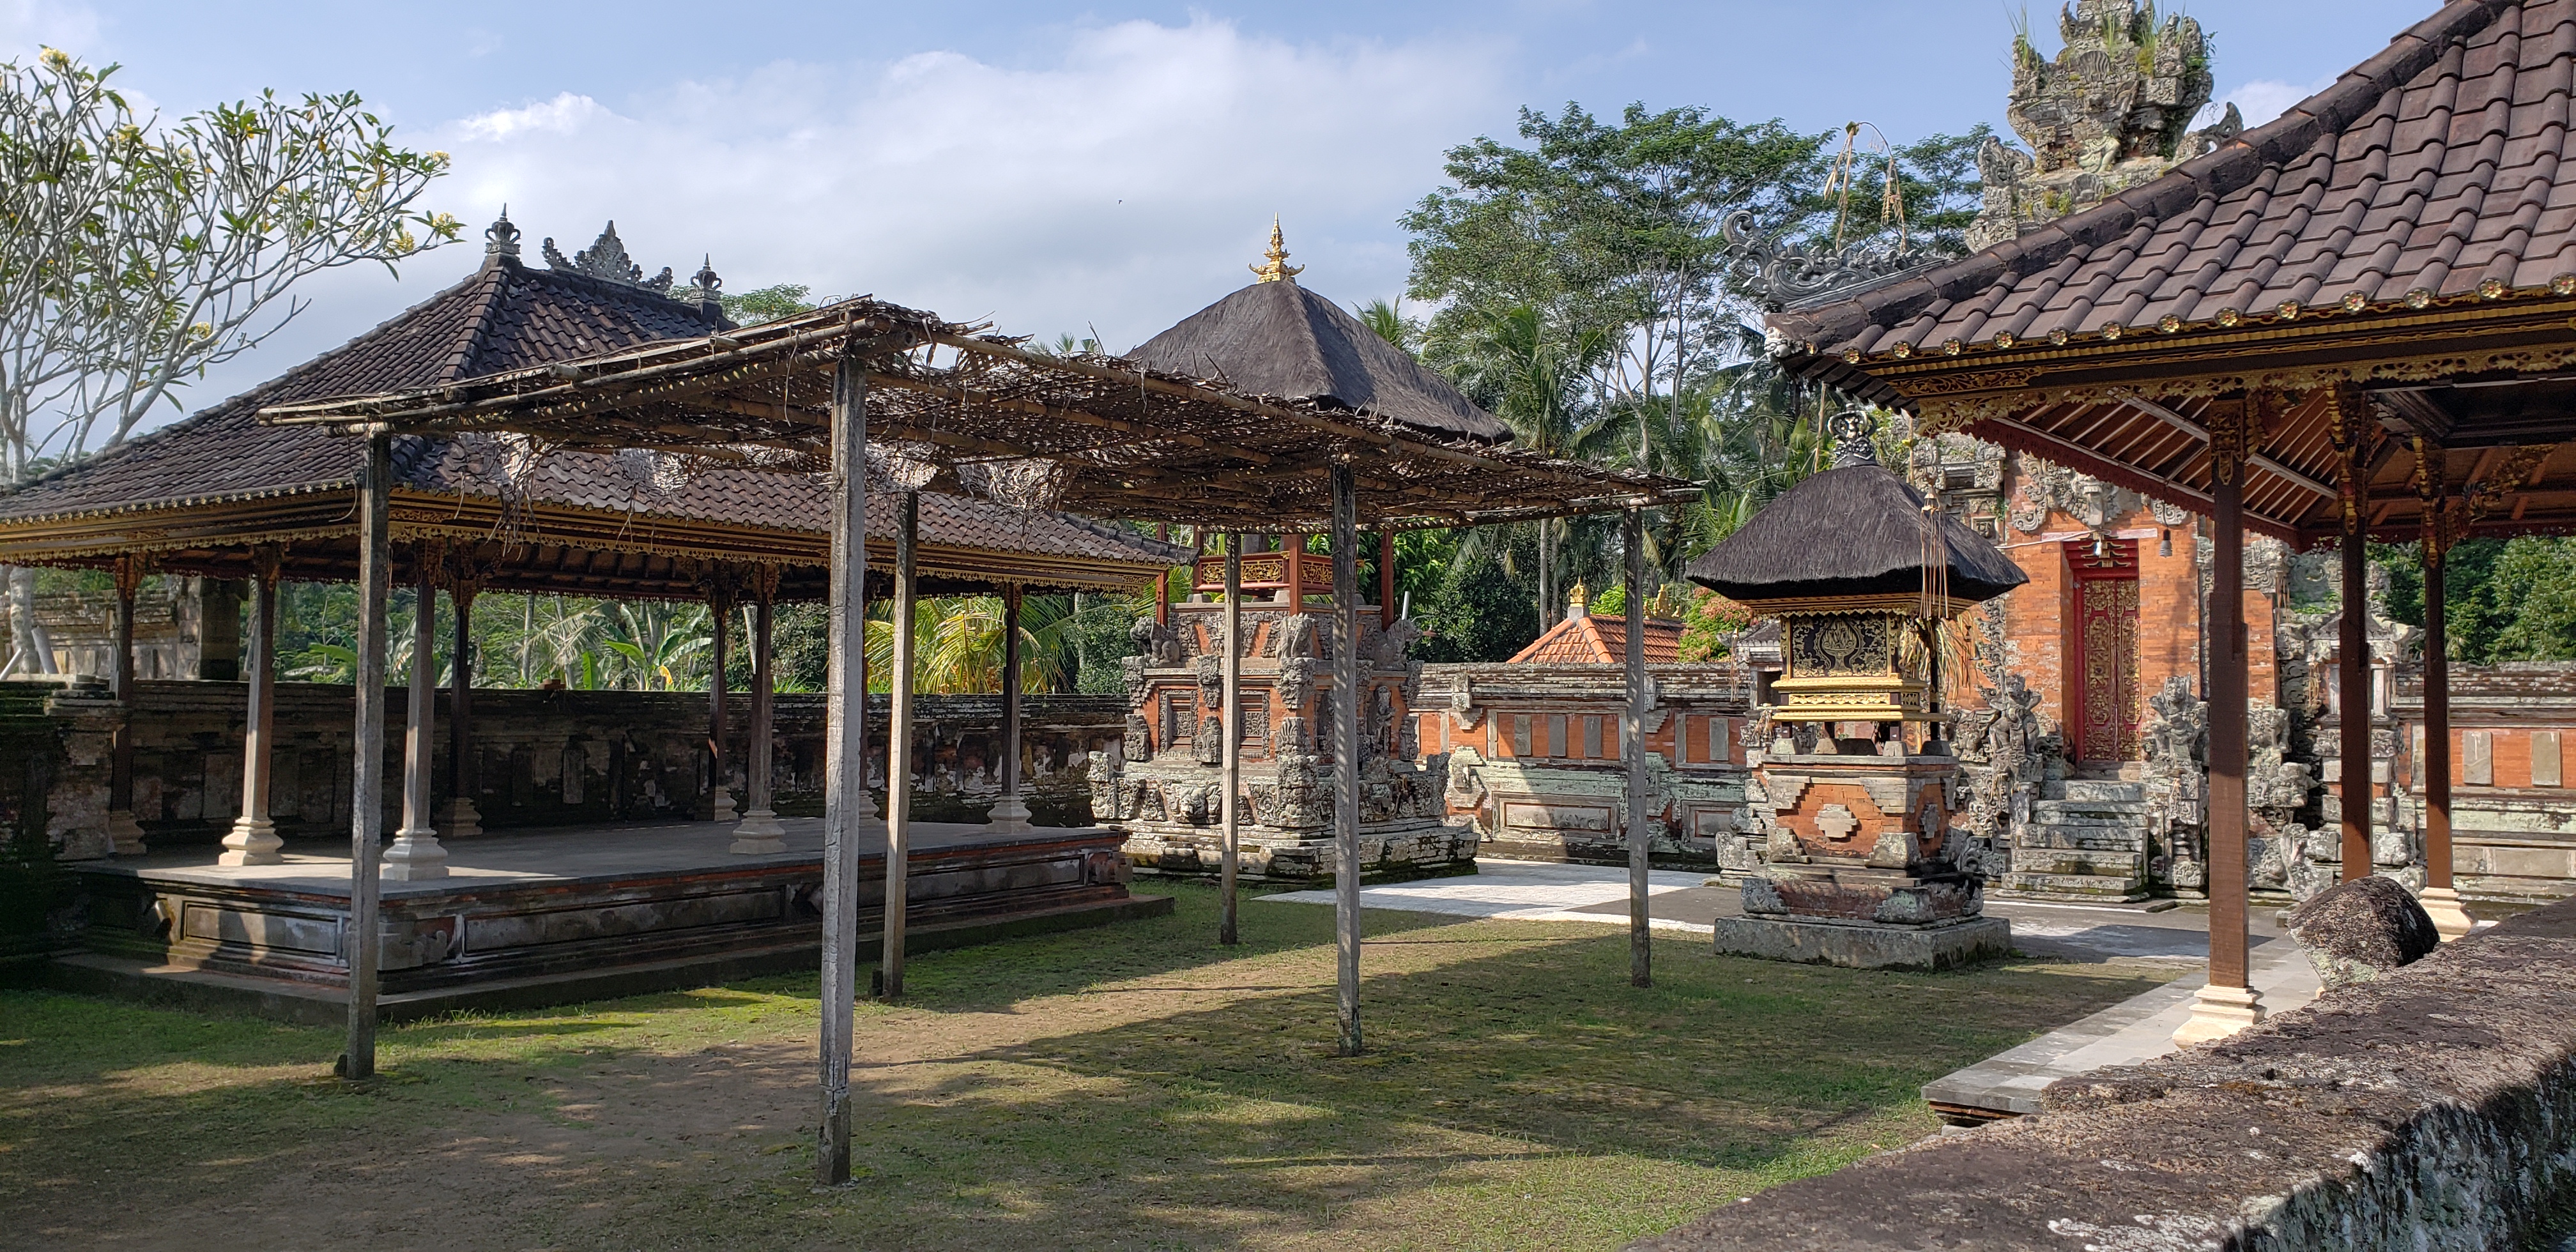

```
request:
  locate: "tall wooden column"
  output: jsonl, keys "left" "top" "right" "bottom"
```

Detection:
{"left": 382, "top": 551, "right": 448, "bottom": 882}
{"left": 342, "top": 431, "right": 394, "bottom": 1080}
{"left": 1154, "top": 523, "right": 1172, "bottom": 627}
{"left": 1285, "top": 537, "right": 1306, "bottom": 607}
{"left": 2331, "top": 383, "right": 2373, "bottom": 880}
{"left": 817, "top": 351, "right": 868, "bottom": 1186}
{"left": 2414, "top": 437, "right": 2474, "bottom": 938}
{"left": 1378, "top": 530, "right": 1396, "bottom": 629}
{"left": 881, "top": 489, "right": 920, "bottom": 1000}
{"left": 2177, "top": 395, "right": 2267, "bottom": 1046}
{"left": 218, "top": 546, "right": 283, "bottom": 866}
{"left": 440, "top": 577, "right": 482, "bottom": 839}
{"left": 1330, "top": 465, "right": 1363, "bottom": 1056}
{"left": 988, "top": 584, "right": 1032, "bottom": 834}
{"left": 103, "top": 555, "right": 145, "bottom": 855}
{"left": 732, "top": 565, "right": 786, "bottom": 855}
{"left": 706, "top": 574, "right": 737, "bottom": 823}
{"left": 1623, "top": 508, "right": 1652, "bottom": 988}
{"left": 1220, "top": 533, "right": 1243, "bottom": 945}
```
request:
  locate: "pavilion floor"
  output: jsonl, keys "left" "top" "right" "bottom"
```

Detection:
{"left": 52, "top": 819, "right": 1166, "bottom": 1024}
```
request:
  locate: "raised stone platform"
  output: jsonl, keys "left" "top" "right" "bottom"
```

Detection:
{"left": 1710, "top": 913, "right": 2011, "bottom": 971}
{"left": 57, "top": 818, "right": 1165, "bottom": 1022}
{"left": 1998, "top": 779, "right": 2152, "bottom": 902}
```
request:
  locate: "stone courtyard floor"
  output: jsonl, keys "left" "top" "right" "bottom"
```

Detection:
{"left": 1262, "top": 859, "right": 2322, "bottom": 1123}
{"left": 1, "top": 880, "right": 2163, "bottom": 1251}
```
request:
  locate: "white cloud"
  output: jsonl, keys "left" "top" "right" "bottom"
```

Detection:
{"left": 433, "top": 18, "right": 1508, "bottom": 350}
{"left": 0, "top": 0, "right": 97, "bottom": 57}
{"left": 2199, "top": 77, "right": 2339, "bottom": 130}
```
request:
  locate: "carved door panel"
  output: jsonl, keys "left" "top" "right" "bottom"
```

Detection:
{"left": 2073, "top": 577, "right": 2141, "bottom": 763}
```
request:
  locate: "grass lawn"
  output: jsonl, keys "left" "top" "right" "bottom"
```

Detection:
{"left": 0, "top": 883, "right": 2162, "bottom": 1251}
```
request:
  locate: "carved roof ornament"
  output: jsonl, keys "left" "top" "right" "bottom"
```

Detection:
{"left": 543, "top": 220, "right": 677, "bottom": 294}
{"left": 1828, "top": 409, "right": 1882, "bottom": 469}
{"left": 1721, "top": 210, "right": 1946, "bottom": 314}
{"left": 484, "top": 206, "right": 522, "bottom": 258}
{"left": 1249, "top": 217, "right": 1304, "bottom": 285}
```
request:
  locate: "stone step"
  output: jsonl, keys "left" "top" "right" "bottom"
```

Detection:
{"left": 2030, "top": 800, "right": 2149, "bottom": 822}
{"left": 2016, "top": 827, "right": 2149, "bottom": 853}
{"left": 2011, "top": 851, "right": 2147, "bottom": 878}
{"left": 2041, "top": 780, "right": 2149, "bottom": 804}
{"left": 1999, "top": 871, "right": 2149, "bottom": 899}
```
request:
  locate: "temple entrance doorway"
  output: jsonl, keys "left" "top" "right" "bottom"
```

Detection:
{"left": 2066, "top": 538, "right": 2141, "bottom": 766}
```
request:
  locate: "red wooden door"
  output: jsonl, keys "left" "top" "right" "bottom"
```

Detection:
{"left": 2072, "top": 576, "right": 2142, "bottom": 763}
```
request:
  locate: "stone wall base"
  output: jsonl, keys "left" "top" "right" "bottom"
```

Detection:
{"left": 1711, "top": 914, "right": 2011, "bottom": 971}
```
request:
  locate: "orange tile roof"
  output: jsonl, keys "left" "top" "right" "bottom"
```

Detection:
{"left": 1506, "top": 613, "right": 1685, "bottom": 665}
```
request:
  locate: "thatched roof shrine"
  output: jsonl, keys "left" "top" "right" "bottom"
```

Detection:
{"left": 1687, "top": 417, "right": 2026, "bottom": 609}
{"left": 0, "top": 217, "right": 1188, "bottom": 597}
{"left": 1127, "top": 233, "right": 1509, "bottom": 443}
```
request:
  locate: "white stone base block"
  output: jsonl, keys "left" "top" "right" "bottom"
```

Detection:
{"left": 729, "top": 809, "right": 786, "bottom": 855}
{"left": 2418, "top": 885, "right": 2476, "bottom": 942}
{"left": 381, "top": 827, "right": 450, "bottom": 881}
{"left": 437, "top": 797, "right": 483, "bottom": 840}
{"left": 217, "top": 817, "right": 282, "bottom": 867}
{"left": 709, "top": 786, "right": 737, "bottom": 824}
{"left": 106, "top": 809, "right": 146, "bottom": 857}
{"left": 986, "top": 793, "right": 1033, "bottom": 836}
{"left": 1712, "top": 914, "right": 2011, "bottom": 971}
{"left": 2172, "top": 982, "right": 2266, "bottom": 1046}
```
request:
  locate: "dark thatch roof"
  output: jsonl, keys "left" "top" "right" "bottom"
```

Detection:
{"left": 1127, "top": 279, "right": 1511, "bottom": 442}
{"left": 1686, "top": 464, "right": 2027, "bottom": 606}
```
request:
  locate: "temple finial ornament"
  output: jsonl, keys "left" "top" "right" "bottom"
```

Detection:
{"left": 1829, "top": 409, "right": 1881, "bottom": 469}
{"left": 1567, "top": 581, "right": 1589, "bottom": 618}
{"left": 484, "top": 206, "right": 521, "bottom": 258}
{"left": 1250, "top": 217, "right": 1304, "bottom": 284}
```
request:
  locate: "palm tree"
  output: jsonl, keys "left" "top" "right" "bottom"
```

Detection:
{"left": 1430, "top": 302, "right": 1614, "bottom": 627}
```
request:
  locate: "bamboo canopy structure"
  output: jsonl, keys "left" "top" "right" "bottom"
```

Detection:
{"left": 263, "top": 251, "right": 1701, "bottom": 1186}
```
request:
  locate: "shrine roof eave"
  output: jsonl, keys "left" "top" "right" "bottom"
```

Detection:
{"left": 253, "top": 298, "right": 1701, "bottom": 531}
{"left": 0, "top": 486, "right": 1173, "bottom": 599}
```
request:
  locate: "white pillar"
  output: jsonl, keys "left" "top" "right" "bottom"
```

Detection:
{"left": 219, "top": 549, "right": 282, "bottom": 866}
{"left": 732, "top": 573, "right": 786, "bottom": 854}
{"left": 342, "top": 430, "right": 393, "bottom": 1080}
{"left": 381, "top": 553, "right": 447, "bottom": 881}
{"left": 987, "top": 584, "right": 1031, "bottom": 834}
{"left": 1331, "top": 465, "right": 1362, "bottom": 1057}
{"left": 881, "top": 489, "right": 919, "bottom": 999}
{"left": 818, "top": 351, "right": 868, "bottom": 1186}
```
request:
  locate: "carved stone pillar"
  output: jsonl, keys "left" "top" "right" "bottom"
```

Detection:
{"left": 987, "top": 584, "right": 1032, "bottom": 834}
{"left": 382, "top": 550, "right": 448, "bottom": 881}
{"left": 104, "top": 554, "right": 146, "bottom": 856}
{"left": 705, "top": 570, "right": 737, "bottom": 824}
{"left": 732, "top": 565, "right": 786, "bottom": 854}
{"left": 438, "top": 572, "right": 482, "bottom": 839}
{"left": 218, "top": 546, "right": 284, "bottom": 866}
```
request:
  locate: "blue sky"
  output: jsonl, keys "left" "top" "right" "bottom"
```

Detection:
{"left": 7, "top": 1, "right": 2436, "bottom": 434}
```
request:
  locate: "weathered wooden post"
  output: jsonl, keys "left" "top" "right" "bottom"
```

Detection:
{"left": 1331, "top": 464, "right": 1362, "bottom": 1056}
{"left": 882, "top": 489, "right": 919, "bottom": 998}
{"left": 441, "top": 575, "right": 482, "bottom": 839}
{"left": 1221, "top": 533, "right": 1243, "bottom": 945}
{"left": 818, "top": 350, "right": 868, "bottom": 1186}
{"left": 707, "top": 572, "right": 736, "bottom": 823}
{"left": 343, "top": 430, "right": 393, "bottom": 1080}
{"left": 988, "top": 584, "right": 1032, "bottom": 834}
{"left": 1378, "top": 529, "right": 1395, "bottom": 630}
{"left": 104, "top": 554, "right": 144, "bottom": 855}
{"left": 2177, "top": 395, "right": 2266, "bottom": 1044}
{"left": 218, "top": 546, "right": 283, "bottom": 866}
{"left": 732, "top": 566, "right": 786, "bottom": 855}
{"left": 2331, "top": 383, "right": 2372, "bottom": 881}
{"left": 383, "top": 551, "right": 448, "bottom": 882}
{"left": 2413, "top": 436, "right": 2473, "bottom": 938}
{"left": 1623, "top": 507, "right": 1651, "bottom": 988}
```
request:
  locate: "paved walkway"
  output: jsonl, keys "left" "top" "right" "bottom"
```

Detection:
{"left": 1258, "top": 858, "right": 2320, "bottom": 1122}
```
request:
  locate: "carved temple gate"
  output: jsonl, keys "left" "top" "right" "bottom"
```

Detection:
{"left": 2067, "top": 538, "right": 2141, "bottom": 765}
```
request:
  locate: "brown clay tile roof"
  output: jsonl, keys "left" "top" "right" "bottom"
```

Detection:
{"left": 0, "top": 254, "right": 1185, "bottom": 572}
{"left": 1772, "top": 0, "right": 2568, "bottom": 360}
{"left": 1506, "top": 613, "right": 1683, "bottom": 665}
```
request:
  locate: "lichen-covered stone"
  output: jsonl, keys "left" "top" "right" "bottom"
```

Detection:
{"left": 2283, "top": 873, "right": 2438, "bottom": 989}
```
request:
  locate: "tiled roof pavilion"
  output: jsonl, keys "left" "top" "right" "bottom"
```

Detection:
{"left": 1774, "top": 0, "right": 2576, "bottom": 546}
{"left": 0, "top": 217, "right": 1186, "bottom": 597}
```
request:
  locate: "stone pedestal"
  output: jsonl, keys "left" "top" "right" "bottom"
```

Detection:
{"left": 2172, "top": 982, "right": 2266, "bottom": 1046}
{"left": 217, "top": 816, "right": 282, "bottom": 867}
{"left": 2417, "top": 884, "right": 2476, "bottom": 941}
{"left": 381, "top": 826, "right": 449, "bottom": 881}
{"left": 986, "top": 793, "right": 1033, "bottom": 835}
{"left": 437, "top": 797, "right": 482, "bottom": 840}
{"left": 1713, "top": 913, "right": 2009, "bottom": 970}
{"left": 729, "top": 809, "right": 786, "bottom": 855}
{"left": 708, "top": 786, "right": 737, "bottom": 825}
{"left": 105, "top": 809, "right": 146, "bottom": 857}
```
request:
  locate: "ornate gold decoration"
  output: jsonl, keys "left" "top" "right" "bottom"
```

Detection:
{"left": 2342, "top": 291, "right": 2369, "bottom": 312}
{"left": 2101, "top": 323, "right": 2123, "bottom": 340}
{"left": 1994, "top": 332, "right": 2016, "bottom": 348}
{"left": 2406, "top": 288, "right": 2433, "bottom": 309}
{"left": 2159, "top": 315, "right": 2182, "bottom": 333}
{"left": 1567, "top": 581, "right": 1588, "bottom": 614}
{"left": 2480, "top": 278, "right": 2508, "bottom": 300}
{"left": 2325, "top": 382, "right": 2371, "bottom": 528}
{"left": 1248, "top": 218, "right": 1303, "bottom": 284}
{"left": 2412, "top": 436, "right": 2469, "bottom": 560}
{"left": 2049, "top": 328, "right": 2069, "bottom": 346}
{"left": 2075, "top": 577, "right": 2141, "bottom": 762}
{"left": 2207, "top": 398, "right": 2251, "bottom": 485}
{"left": 1891, "top": 340, "right": 1913, "bottom": 358}
{"left": 2554, "top": 274, "right": 2576, "bottom": 296}
{"left": 2217, "top": 308, "right": 2242, "bottom": 327}
{"left": 2276, "top": 300, "right": 2301, "bottom": 321}
{"left": 2467, "top": 444, "right": 2558, "bottom": 523}
{"left": 1943, "top": 338, "right": 1963, "bottom": 355}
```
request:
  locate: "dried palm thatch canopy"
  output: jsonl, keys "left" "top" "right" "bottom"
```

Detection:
{"left": 1688, "top": 414, "right": 2027, "bottom": 610}
{"left": 258, "top": 297, "right": 1698, "bottom": 531}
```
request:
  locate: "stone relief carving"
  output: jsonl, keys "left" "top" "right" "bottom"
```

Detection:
{"left": 1131, "top": 617, "right": 1185, "bottom": 666}
{"left": 2008, "top": 454, "right": 2140, "bottom": 534}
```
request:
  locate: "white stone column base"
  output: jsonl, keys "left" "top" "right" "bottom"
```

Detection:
{"left": 730, "top": 809, "right": 786, "bottom": 855}
{"left": 986, "top": 794, "right": 1033, "bottom": 836}
{"left": 106, "top": 809, "right": 146, "bottom": 857}
{"left": 436, "top": 797, "right": 482, "bottom": 840}
{"left": 710, "top": 786, "right": 738, "bottom": 824}
{"left": 217, "top": 817, "right": 283, "bottom": 866}
{"left": 381, "top": 826, "right": 450, "bottom": 880}
{"left": 2418, "top": 885, "right": 2477, "bottom": 942}
{"left": 2172, "top": 982, "right": 2266, "bottom": 1047}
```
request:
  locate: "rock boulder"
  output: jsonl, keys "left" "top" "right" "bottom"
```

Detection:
{"left": 2283, "top": 873, "right": 2439, "bottom": 989}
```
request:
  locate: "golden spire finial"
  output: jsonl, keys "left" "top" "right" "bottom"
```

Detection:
{"left": 1250, "top": 217, "right": 1304, "bottom": 284}
{"left": 1567, "top": 581, "right": 1589, "bottom": 618}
